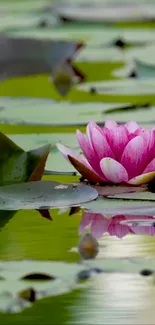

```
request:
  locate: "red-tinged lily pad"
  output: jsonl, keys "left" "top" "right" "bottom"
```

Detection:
{"left": 0, "top": 181, "right": 98, "bottom": 210}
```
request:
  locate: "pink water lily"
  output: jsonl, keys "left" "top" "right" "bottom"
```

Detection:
{"left": 79, "top": 212, "right": 155, "bottom": 239}
{"left": 57, "top": 120, "right": 155, "bottom": 185}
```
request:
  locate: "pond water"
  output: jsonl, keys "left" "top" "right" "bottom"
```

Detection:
{"left": 1, "top": 0, "right": 155, "bottom": 323}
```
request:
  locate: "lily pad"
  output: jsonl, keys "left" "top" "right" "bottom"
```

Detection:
{"left": 50, "top": 2, "right": 155, "bottom": 23}
{"left": 9, "top": 25, "right": 155, "bottom": 49}
{"left": 84, "top": 258, "right": 155, "bottom": 274}
{"left": 0, "top": 181, "right": 98, "bottom": 210}
{"left": 0, "top": 0, "right": 45, "bottom": 13}
{"left": 83, "top": 196, "right": 155, "bottom": 216}
{"left": 107, "top": 191, "right": 155, "bottom": 201}
{"left": 0, "top": 13, "right": 57, "bottom": 32}
{"left": 77, "top": 79, "right": 155, "bottom": 95}
{"left": 76, "top": 46, "right": 123, "bottom": 62}
{"left": 93, "top": 184, "right": 146, "bottom": 196}
{"left": 0, "top": 260, "right": 87, "bottom": 313}
{"left": 0, "top": 97, "right": 132, "bottom": 126}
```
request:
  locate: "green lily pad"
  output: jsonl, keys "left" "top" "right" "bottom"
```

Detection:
{"left": 0, "top": 0, "right": 45, "bottom": 14}
{"left": 93, "top": 184, "right": 146, "bottom": 196}
{"left": 84, "top": 257, "right": 155, "bottom": 274}
{"left": 0, "top": 14, "right": 57, "bottom": 32}
{"left": 0, "top": 97, "right": 133, "bottom": 126}
{"left": 76, "top": 46, "right": 123, "bottom": 62}
{"left": 0, "top": 181, "right": 98, "bottom": 210}
{"left": 77, "top": 79, "right": 155, "bottom": 96}
{"left": 9, "top": 26, "right": 155, "bottom": 46}
{"left": 50, "top": 2, "right": 155, "bottom": 23}
{"left": 0, "top": 260, "right": 86, "bottom": 313}
{"left": 83, "top": 196, "right": 155, "bottom": 216}
{"left": 108, "top": 191, "right": 155, "bottom": 201}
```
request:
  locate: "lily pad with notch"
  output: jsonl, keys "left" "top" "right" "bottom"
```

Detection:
{"left": 0, "top": 181, "right": 98, "bottom": 210}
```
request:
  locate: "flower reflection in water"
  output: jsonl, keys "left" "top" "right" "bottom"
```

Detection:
{"left": 79, "top": 212, "right": 155, "bottom": 239}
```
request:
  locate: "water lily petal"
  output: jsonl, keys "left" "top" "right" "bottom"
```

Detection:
{"left": 68, "top": 155, "right": 105, "bottom": 183}
{"left": 136, "top": 129, "right": 155, "bottom": 163}
{"left": 79, "top": 212, "right": 93, "bottom": 234}
{"left": 57, "top": 143, "right": 81, "bottom": 162}
{"left": 143, "top": 158, "right": 155, "bottom": 174}
{"left": 125, "top": 121, "right": 140, "bottom": 133}
{"left": 121, "top": 136, "right": 146, "bottom": 179}
{"left": 108, "top": 215, "right": 132, "bottom": 238}
{"left": 104, "top": 119, "right": 118, "bottom": 129}
{"left": 91, "top": 128, "right": 115, "bottom": 160}
{"left": 100, "top": 158, "right": 128, "bottom": 183}
{"left": 76, "top": 130, "right": 103, "bottom": 176}
{"left": 86, "top": 121, "right": 96, "bottom": 147}
{"left": 57, "top": 143, "right": 103, "bottom": 182}
{"left": 104, "top": 126, "right": 129, "bottom": 161}
{"left": 128, "top": 172, "right": 155, "bottom": 185}
{"left": 91, "top": 214, "right": 110, "bottom": 239}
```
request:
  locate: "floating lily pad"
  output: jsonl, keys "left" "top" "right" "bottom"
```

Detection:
{"left": 0, "top": 0, "right": 45, "bottom": 13}
{"left": 76, "top": 46, "right": 123, "bottom": 62}
{"left": 107, "top": 191, "right": 155, "bottom": 201}
{"left": 0, "top": 292, "right": 31, "bottom": 313}
{"left": 77, "top": 79, "right": 155, "bottom": 95}
{"left": 0, "top": 97, "right": 132, "bottom": 126}
{"left": 0, "top": 181, "right": 98, "bottom": 210}
{"left": 83, "top": 196, "right": 155, "bottom": 216}
{"left": 114, "top": 44, "right": 155, "bottom": 78}
{"left": 93, "top": 185, "right": 146, "bottom": 196}
{"left": 84, "top": 258, "right": 155, "bottom": 274}
{"left": 0, "top": 260, "right": 87, "bottom": 313}
{"left": 50, "top": 2, "right": 155, "bottom": 23}
{"left": 0, "top": 13, "right": 57, "bottom": 32}
{"left": 9, "top": 25, "right": 155, "bottom": 49}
